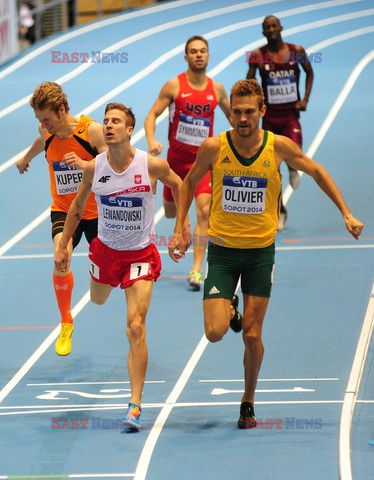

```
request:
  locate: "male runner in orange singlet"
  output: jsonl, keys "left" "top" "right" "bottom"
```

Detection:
{"left": 16, "top": 81, "right": 107, "bottom": 356}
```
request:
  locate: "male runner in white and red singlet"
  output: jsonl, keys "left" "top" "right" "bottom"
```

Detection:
{"left": 144, "top": 35, "right": 232, "bottom": 291}
{"left": 54, "top": 103, "right": 188, "bottom": 432}
{"left": 247, "top": 15, "right": 314, "bottom": 230}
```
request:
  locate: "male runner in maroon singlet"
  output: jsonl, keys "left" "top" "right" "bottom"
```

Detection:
{"left": 247, "top": 15, "right": 314, "bottom": 230}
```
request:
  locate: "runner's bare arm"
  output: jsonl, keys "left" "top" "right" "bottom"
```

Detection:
{"left": 144, "top": 77, "right": 179, "bottom": 155}
{"left": 15, "top": 135, "right": 44, "bottom": 174}
{"left": 148, "top": 155, "right": 190, "bottom": 261}
{"left": 246, "top": 49, "right": 260, "bottom": 79}
{"left": 274, "top": 135, "right": 363, "bottom": 239}
{"left": 171, "top": 136, "right": 220, "bottom": 259}
{"left": 54, "top": 162, "right": 95, "bottom": 272}
{"left": 214, "top": 81, "right": 233, "bottom": 125}
{"left": 294, "top": 45, "right": 314, "bottom": 111}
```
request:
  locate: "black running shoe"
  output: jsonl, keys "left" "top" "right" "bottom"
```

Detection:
{"left": 238, "top": 402, "right": 257, "bottom": 429}
{"left": 230, "top": 295, "right": 242, "bottom": 333}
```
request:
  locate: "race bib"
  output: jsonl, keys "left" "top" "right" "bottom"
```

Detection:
{"left": 176, "top": 114, "right": 210, "bottom": 146}
{"left": 222, "top": 176, "right": 267, "bottom": 214}
{"left": 53, "top": 162, "right": 83, "bottom": 195}
{"left": 129, "top": 262, "right": 150, "bottom": 280}
{"left": 266, "top": 76, "right": 298, "bottom": 104}
{"left": 100, "top": 195, "right": 144, "bottom": 231}
{"left": 89, "top": 259, "right": 100, "bottom": 279}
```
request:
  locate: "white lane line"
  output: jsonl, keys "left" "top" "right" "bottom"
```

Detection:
{"left": 200, "top": 377, "right": 339, "bottom": 382}
{"left": 339, "top": 282, "right": 374, "bottom": 480}
{"left": 0, "top": 400, "right": 347, "bottom": 417}
{"left": 305, "top": 24, "right": 374, "bottom": 53}
{"left": 211, "top": 387, "right": 315, "bottom": 395}
{"left": 0, "top": 147, "right": 30, "bottom": 174}
{"left": 1, "top": 243, "right": 373, "bottom": 261}
{"left": 0, "top": 291, "right": 90, "bottom": 403}
{"left": 0, "top": 404, "right": 129, "bottom": 410}
{"left": 0, "top": 475, "right": 134, "bottom": 479}
{"left": 70, "top": 475, "right": 134, "bottom": 479}
{"left": 164, "top": 244, "right": 372, "bottom": 254}
{"left": 284, "top": 46, "right": 374, "bottom": 205}
{"left": 0, "top": 204, "right": 162, "bottom": 258}
{"left": 0, "top": 208, "right": 50, "bottom": 257}
{"left": 0, "top": 0, "right": 365, "bottom": 172}
{"left": 0, "top": 0, "right": 204, "bottom": 79}
{"left": 27, "top": 381, "right": 165, "bottom": 386}
{"left": 134, "top": 335, "right": 209, "bottom": 480}
{"left": 0, "top": 0, "right": 280, "bottom": 120}
{"left": 0, "top": 474, "right": 134, "bottom": 479}
{"left": 0, "top": 254, "right": 71, "bottom": 260}
{"left": 308, "top": 49, "right": 374, "bottom": 161}
{"left": 134, "top": 399, "right": 345, "bottom": 406}
{"left": 69, "top": 475, "right": 134, "bottom": 478}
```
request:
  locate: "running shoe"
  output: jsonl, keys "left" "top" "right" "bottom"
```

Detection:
{"left": 188, "top": 270, "right": 203, "bottom": 291}
{"left": 122, "top": 403, "right": 141, "bottom": 431}
{"left": 238, "top": 401, "right": 257, "bottom": 429}
{"left": 277, "top": 211, "right": 288, "bottom": 231}
{"left": 289, "top": 169, "right": 301, "bottom": 189}
{"left": 230, "top": 294, "right": 242, "bottom": 333}
{"left": 55, "top": 323, "right": 74, "bottom": 356}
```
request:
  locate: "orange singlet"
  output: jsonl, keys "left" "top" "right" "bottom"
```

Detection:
{"left": 45, "top": 115, "right": 98, "bottom": 219}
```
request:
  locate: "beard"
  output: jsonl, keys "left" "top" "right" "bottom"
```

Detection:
{"left": 189, "top": 62, "right": 207, "bottom": 73}
{"left": 236, "top": 125, "right": 252, "bottom": 137}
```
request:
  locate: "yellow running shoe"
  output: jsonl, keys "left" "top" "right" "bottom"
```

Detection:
{"left": 188, "top": 270, "right": 203, "bottom": 292}
{"left": 55, "top": 323, "right": 74, "bottom": 356}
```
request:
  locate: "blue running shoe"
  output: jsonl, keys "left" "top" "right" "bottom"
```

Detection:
{"left": 122, "top": 403, "right": 141, "bottom": 431}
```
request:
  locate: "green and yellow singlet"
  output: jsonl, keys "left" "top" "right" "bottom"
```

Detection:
{"left": 208, "top": 130, "right": 282, "bottom": 248}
